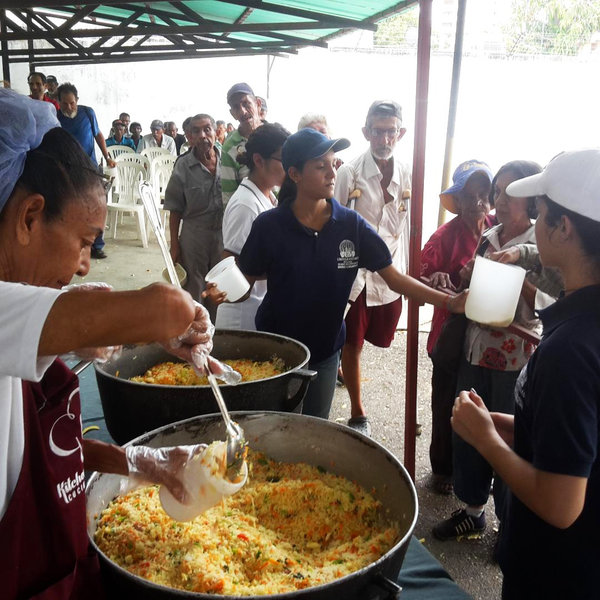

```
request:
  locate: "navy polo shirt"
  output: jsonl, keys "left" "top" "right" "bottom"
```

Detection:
{"left": 498, "top": 284, "right": 600, "bottom": 598}
{"left": 239, "top": 198, "right": 392, "bottom": 363}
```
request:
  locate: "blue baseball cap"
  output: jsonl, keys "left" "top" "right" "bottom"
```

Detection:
{"left": 440, "top": 160, "right": 493, "bottom": 213}
{"left": 227, "top": 82, "right": 255, "bottom": 105}
{"left": 282, "top": 128, "right": 350, "bottom": 173}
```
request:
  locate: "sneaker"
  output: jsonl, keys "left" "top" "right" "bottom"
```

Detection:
{"left": 347, "top": 416, "right": 371, "bottom": 437}
{"left": 91, "top": 248, "right": 107, "bottom": 259}
{"left": 432, "top": 508, "right": 486, "bottom": 541}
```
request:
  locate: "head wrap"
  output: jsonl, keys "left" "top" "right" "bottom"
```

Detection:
{"left": 0, "top": 88, "right": 60, "bottom": 212}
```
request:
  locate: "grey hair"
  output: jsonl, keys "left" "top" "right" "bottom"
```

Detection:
{"left": 297, "top": 113, "right": 328, "bottom": 131}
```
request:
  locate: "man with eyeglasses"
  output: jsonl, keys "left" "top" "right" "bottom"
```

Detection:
{"left": 334, "top": 100, "right": 411, "bottom": 437}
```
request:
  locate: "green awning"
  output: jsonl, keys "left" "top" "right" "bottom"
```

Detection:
{"left": 0, "top": 1, "right": 417, "bottom": 66}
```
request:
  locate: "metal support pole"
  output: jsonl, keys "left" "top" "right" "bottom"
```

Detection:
{"left": 1, "top": 10, "right": 10, "bottom": 87}
{"left": 438, "top": 0, "right": 467, "bottom": 226}
{"left": 266, "top": 54, "right": 276, "bottom": 98}
{"left": 404, "top": 0, "right": 433, "bottom": 481}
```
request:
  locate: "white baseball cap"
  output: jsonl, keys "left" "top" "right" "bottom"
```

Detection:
{"left": 506, "top": 148, "right": 600, "bottom": 223}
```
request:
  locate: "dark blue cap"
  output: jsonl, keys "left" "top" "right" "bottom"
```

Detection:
{"left": 282, "top": 128, "right": 350, "bottom": 172}
{"left": 226, "top": 82, "right": 255, "bottom": 104}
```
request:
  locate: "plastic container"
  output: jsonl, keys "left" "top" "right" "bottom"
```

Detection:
{"left": 162, "top": 263, "right": 187, "bottom": 287}
{"left": 465, "top": 256, "right": 526, "bottom": 328}
{"left": 159, "top": 441, "right": 247, "bottom": 522}
{"left": 205, "top": 256, "right": 250, "bottom": 302}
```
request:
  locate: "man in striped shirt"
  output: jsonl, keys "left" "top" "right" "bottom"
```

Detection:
{"left": 220, "top": 82, "right": 263, "bottom": 206}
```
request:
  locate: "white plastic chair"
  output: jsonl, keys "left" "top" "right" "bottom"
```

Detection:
{"left": 116, "top": 153, "right": 150, "bottom": 177}
{"left": 107, "top": 162, "right": 148, "bottom": 248}
{"left": 148, "top": 154, "right": 175, "bottom": 232}
{"left": 141, "top": 146, "right": 172, "bottom": 161}
{"left": 107, "top": 145, "right": 135, "bottom": 160}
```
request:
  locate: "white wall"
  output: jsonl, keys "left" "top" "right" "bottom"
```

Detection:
{"left": 10, "top": 48, "right": 600, "bottom": 242}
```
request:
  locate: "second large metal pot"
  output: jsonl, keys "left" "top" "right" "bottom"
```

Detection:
{"left": 94, "top": 330, "right": 316, "bottom": 444}
{"left": 87, "top": 412, "right": 418, "bottom": 600}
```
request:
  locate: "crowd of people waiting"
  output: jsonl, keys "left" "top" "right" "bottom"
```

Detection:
{"left": 7, "top": 69, "right": 600, "bottom": 599}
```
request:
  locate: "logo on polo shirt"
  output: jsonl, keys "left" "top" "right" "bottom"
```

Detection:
{"left": 337, "top": 240, "right": 359, "bottom": 269}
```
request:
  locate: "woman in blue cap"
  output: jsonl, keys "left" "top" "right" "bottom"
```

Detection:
{"left": 0, "top": 89, "right": 216, "bottom": 598}
{"left": 209, "top": 128, "right": 466, "bottom": 418}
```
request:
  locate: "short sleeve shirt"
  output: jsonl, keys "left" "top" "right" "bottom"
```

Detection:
{"left": 498, "top": 284, "right": 600, "bottom": 597}
{"left": 238, "top": 198, "right": 392, "bottom": 362}
{"left": 57, "top": 105, "right": 100, "bottom": 165}
{"left": 164, "top": 148, "right": 223, "bottom": 231}
{"left": 0, "top": 282, "right": 63, "bottom": 520}
{"left": 220, "top": 130, "right": 249, "bottom": 206}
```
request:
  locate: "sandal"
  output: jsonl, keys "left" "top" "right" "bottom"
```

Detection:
{"left": 430, "top": 474, "right": 454, "bottom": 496}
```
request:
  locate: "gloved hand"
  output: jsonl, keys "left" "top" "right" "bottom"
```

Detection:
{"left": 61, "top": 282, "right": 122, "bottom": 363}
{"left": 162, "top": 301, "right": 214, "bottom": 368}
{"left": 124, "top": 443, "right": 208, "bottom": 504}
{"left": 162, "top": 302, "right": 241, "bottom": 385}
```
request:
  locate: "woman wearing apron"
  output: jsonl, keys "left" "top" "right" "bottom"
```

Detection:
{"left": 0, "top": 90, "right": 214, "bottom": 599}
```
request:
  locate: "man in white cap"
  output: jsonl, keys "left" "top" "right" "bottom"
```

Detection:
{"left": 138, "top": 119, "right": 177, "bottom": 156}
{"left": 221, "top": 82, "right": 263, "bottom": 206}
{"left": 334, "top": 100, "right": 411, "bottom": 437}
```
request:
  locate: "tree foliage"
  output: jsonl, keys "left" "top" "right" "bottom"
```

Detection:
{"left": 505, "top": 0, "right": 600, "bottom": 55}
{"left": 374, "top": 7, "right": 419, "bottom": 46}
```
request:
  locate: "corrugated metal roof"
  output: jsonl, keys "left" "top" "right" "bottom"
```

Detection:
{"left": 0, "top": 1, "right": 417, "bottom": 66}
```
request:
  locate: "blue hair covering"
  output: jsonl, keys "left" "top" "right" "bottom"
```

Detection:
{"left": 0, "top": 88, "right": 60, "bottom": 212}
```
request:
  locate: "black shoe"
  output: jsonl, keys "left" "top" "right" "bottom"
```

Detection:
{"left": 347, "top": 416, "right": 371, "bottom": 437}
{"left": 432, "top": 508, "right": 486, "bottom": 541}
{"left": 91, "top": 248, "right": 107, "bottom": 259}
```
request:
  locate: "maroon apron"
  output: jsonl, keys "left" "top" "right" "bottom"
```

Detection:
{"left": 0, "top": 359, "right": 104, "bottom": 600}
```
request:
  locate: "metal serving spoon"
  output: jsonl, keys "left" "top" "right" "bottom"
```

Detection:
{"left": 139, "top": 181, "right": 247, "bottom": 482}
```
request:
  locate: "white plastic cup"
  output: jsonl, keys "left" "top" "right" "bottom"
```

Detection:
{"left": 159, "top": 441, "right": 247, "bottom": 522}
{"left": 465, "top": 256, "right": 526, "bottom": 328}
{"left": 205, "top": 256, "right": 250, "bottom": 302}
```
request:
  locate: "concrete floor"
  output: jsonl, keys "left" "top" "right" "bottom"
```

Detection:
{"left": 82, "top": 218, "right": 502, "bottom": 600}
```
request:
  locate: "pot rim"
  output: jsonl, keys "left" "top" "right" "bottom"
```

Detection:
{"left": 87, "top": 411, "right": 418, "bottom": 599}
{"left": 94, "top": 330, "right": 312, "bottom": 389}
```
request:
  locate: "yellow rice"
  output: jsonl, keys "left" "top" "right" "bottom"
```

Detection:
{"left": 130, "top": 358, "right": 285, "bottom": 386}
{"left": 95, "top": 450, "right": 399, "bottom": 595}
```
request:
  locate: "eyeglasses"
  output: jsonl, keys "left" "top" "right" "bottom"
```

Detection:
{"left": 369, "top": 128, "right": 400, "bottom": 139}
{"left": 269, "top": 156, "right": 283, "bottom": 162}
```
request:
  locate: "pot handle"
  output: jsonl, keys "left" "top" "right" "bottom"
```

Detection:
{"left": 372, "top": 572, "right": 402, "bottom": 598}
{"left": 287, "top": 368, "right": 317, "bottom": 406}
{"left": 72, "top": 360, "right": 93, "bottom": 376}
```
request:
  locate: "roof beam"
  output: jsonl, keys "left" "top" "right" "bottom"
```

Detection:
{"left": 222, "top": 0, "right": 376, "bottom": 31}
{"left": 54, "top": 5, "right": 97, "bottom": 33}
{"left": 10, "top": 46, "right": 295, "bottom": 65}
{"left": 0, "top": 18, "right": 355, "bottom": 41}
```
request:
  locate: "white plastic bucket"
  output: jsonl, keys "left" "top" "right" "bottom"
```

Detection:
{"left": 205, "top": 256, "right": 250, "bottom": 302}
{"left": 159, "top": 441, "right": 247, "bottom": 522}
{"left": 465, "top": 256, "right": 526, "bottom": 328}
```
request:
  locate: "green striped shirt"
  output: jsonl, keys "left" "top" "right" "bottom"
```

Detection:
{"left": 220, "top": 129, "right": 249, "bottom": 206}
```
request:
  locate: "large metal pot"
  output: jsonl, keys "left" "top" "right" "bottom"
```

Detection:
{"left": 87, "top": 412, "right": 418, "bottom": 600}
{"left": 94, "top": 330, "right": 316, "bottom": 444}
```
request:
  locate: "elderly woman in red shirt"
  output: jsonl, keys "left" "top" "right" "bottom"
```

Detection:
{"left": 421, "top": 160, "right": 495, "bottom": 495}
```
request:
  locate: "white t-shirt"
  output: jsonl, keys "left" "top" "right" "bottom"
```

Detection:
{"left": 216, "top": 178, "right": 276, "bottom": 330}
{"left": 0, "top": 282, "right": 63, "bottom": 520}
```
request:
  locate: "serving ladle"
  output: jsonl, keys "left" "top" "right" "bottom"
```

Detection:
{"left": 139, "top": 182, "right": 246, "bottom": 482}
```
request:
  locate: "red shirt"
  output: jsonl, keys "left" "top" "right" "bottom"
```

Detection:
{"left": 30, "top": 94, "right": 60, "bottom": 110}
{"left": 421, "top": 215, "right": 495, "bottom": 354}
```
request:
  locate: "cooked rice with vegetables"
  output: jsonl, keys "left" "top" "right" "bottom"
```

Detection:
{"left": 130, "top": 358, "right": 285, "bottom": 386}
{"left": 95, "top": 450, "right": 400, "bottom": 595}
